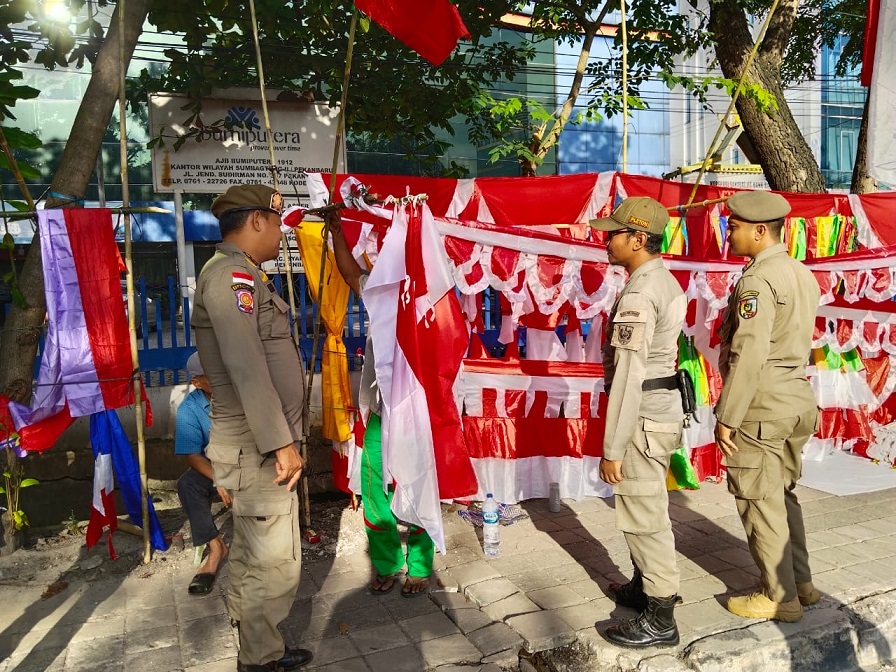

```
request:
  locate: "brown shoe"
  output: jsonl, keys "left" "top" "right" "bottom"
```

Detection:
{"left": 726, "top": 592, "right": 803, "bottom": 622}
{"left": 797, "top": 582, "right": 820, "bottom": 606}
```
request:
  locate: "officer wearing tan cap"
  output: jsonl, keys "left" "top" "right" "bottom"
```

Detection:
{"left": 192, "top": 184, "right": 312, "bottom": 671}
{"left": 715, "top": 189, "right": 820, "bottom": 623}
{"left": 591, "top": 197, "right": 687, "bottom": 648}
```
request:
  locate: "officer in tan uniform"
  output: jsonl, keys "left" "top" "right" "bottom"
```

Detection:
{"left": 715, "top": 190, "right": 820, "bottom": 623}
{"left": 193, "top": 185, "right": 312, "bottom": 672}
{"left": 592, "top": 197, "right": 687, "bottom": 648}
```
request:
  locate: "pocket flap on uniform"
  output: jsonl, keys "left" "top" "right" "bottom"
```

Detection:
{"left": 722, "top": 451, "right": 764, "bottom": 469}
{"left": 643, "top": 419, "right": 680, "bottom": 434}
{"left": 271, "top": 294, "right": 289, "bottom": 313}
{"left": 206, "top": 443, "right": 244, "bottom": 465}
{"left": 233, "top": 494, "right": 293, "bottom": 518}
{"left": 614, "top": 479, "right": 665, "bottom": 497}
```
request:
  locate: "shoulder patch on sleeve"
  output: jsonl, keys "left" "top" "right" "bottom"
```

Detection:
{"left": 737, "top": 293, "right": 758, "bottom": 319}
{"left": 611, "top": 322, "right": 645, "bottom": 350}
{"left": 235, "top": 287, "right": 255, "bottom": 314}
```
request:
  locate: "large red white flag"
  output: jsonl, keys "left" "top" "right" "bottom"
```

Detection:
{"left": 363, "top": 202, "right": 477, "bottom": 552}
{"left": 355, "top": 0, "right": 470, "bottom": 66}
{"left": 8, "top": 209, "right": 140, "bottom": 452}
{"left": 867, "top": 0, "right": 896, "bottom": 185}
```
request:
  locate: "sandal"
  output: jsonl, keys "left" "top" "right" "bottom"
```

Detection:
{"left": 368, "top": 573, "right": 399, "bottom": 596}
{"left": 188, "top": 572, "right": 217, "bottom": 595}
{"left": 401, "top": 576, "right": 430, "bottom": 599}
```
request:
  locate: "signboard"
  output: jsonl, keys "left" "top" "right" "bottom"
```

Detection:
{"left": 262, "top": 229, "right": 305, "bottom": 275}
{"left": 148, "top": 92, "right": 345, "bottom": 194}
{"left": 681, "top": 171, "right": 770, "bottom": 191}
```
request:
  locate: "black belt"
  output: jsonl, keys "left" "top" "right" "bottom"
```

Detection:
{"left": 642, "top": 375, "right": 678, "bottom": 392}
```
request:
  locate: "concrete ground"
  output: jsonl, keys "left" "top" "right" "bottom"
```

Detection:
{"left": 1, "top": 480, "right": 895, "bottom": 672}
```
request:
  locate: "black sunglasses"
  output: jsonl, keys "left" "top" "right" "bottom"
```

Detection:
{"left": 606, "top": 228, "right": 637, "bottom": 239}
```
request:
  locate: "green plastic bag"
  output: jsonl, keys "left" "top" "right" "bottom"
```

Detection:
{"left": 669, "top": 446, "right": 700, "bottom": 490}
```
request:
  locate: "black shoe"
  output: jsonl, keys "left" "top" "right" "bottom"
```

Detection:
{"left": 607, "top": 572, "right": 648, "bottom": 612}
{"left": 278, "top": 647, "right": 314, "bottom": 670}
{"left": 604, "top": 595, "right": 682, "bottom": 648}
{"left": 236, "top": 663, "right": 274, "bottom": 672}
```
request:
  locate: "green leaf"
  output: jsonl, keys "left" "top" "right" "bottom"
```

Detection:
{"left": 1, "top": 127, "right": 42, "bottom": 149}
{"left": 11, "top": 287, "right": 25, "bottom": 309}
{"left": 359, "top": 16, "right": 370, "bottom": 33}
{"left": 2, "top": 234, "right": 13, "bottom": 249}
{"left": 0, "top": 152, "right": 42, "bottom": 179}
{"left": 12, "top": 510, "right": 28, "bottom": 529}
{"left": 0, "top": 485, "right": 5, "bottom": 494}
{"left": 0, "top": 86, "right": 39, "bottom": 105}
{"left": 19, "top": 478, "right": 39, "bottom": 488}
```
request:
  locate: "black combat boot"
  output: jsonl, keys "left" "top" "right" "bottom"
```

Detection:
{"left": 607, "top": 570, "right": 648, "bottom": 612}
{"left": 604, "top": 594, "right": 681, "bottom": 648}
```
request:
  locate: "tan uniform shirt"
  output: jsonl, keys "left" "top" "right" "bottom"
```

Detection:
{"left": 716, "top": 243, "right": 819, "bottom": 428}
{"left": 602, "top": 257, "right": 687, "bottom": 461}
{"left": 192, "top": 242, "right": 304, "bottom": 464}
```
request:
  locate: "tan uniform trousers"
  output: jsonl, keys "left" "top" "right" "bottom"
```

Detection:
{"left": 215, "top": 450, "right": 301, "bottom": 666}
{"left": 615, "top": 418, "right": 682, "bottom": 598}
{"left": 725, "top": 408, "right": 818, "bottom": 602}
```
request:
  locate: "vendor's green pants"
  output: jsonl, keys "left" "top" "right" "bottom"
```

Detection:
{"left": 362, "top": 413, "right": 434, "bottom": 578}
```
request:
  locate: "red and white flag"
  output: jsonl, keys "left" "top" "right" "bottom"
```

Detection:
{"left": 8, "top": 209, "right": 142, "bottom": 452}
{"left": 355, "top": 0, "right": 470, "bottom": 66}
{"left": 85, "top": 443, "right": 118, "bottom": 559}
{"left": 363, "top": 202, "right": 477, "bottom": 552}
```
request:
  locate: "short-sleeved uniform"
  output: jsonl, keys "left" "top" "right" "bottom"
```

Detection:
{"left": 192, "top": 241, "right": 305, "bottom": 667}
{"left": 174, "top": 389, "right": 220, "bottom": 548}
{"left": 716, "top": 243, "right": 820, "bottom": 602}
{"left": 602, "top": 257, "right": 687, "bottom": 598}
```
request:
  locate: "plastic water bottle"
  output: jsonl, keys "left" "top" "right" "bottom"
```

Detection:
{"left": 482, "top": 493, "right": 500, "bottom": 558}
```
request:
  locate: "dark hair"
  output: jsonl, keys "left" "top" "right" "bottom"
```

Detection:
{"left": 767, "top": 217, "right": 785, "bottom": 238}
{"left": 633, "top": 231, "right": 663, "bottom": 255}
{"left": 218, "top": 209, "right": 252, "bottom": 238}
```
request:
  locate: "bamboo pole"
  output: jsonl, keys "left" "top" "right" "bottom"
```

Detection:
{"left": 306, "top": 8, "right": 358, "bottom": 415}
{"left": 620, "top": 0, "right": 628, "bottom": 173}
{"left": 117, "top": 0, "right": 151, "bottom": 565}
{"left": 684, "top": 0, "right": 781, "bottom": 207}
{"left": 2, "top": 206, "right": 170, "bottom": 219}
{"left": 299, "top": 8, "right": 359, "bottom": 533}
{"left": 246, "top": 0, "right": 301, "bottom": 348}
{"left": 247, "top": 0, "right": 314, "bottom": 531}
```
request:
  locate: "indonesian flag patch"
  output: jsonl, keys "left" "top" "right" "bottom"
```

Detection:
{"left": 738, "top": 291, "right": 759, "bottom": 319}
{"left": 232, "top": 271, "right": 255, "bottom": 314}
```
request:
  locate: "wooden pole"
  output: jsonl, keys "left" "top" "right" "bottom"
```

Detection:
{"left": 306, "top": 8, "right": 358, "bottom": 412}
{"left": 620, "top": 0, "right": 628, "bottom": 173}
{"left": 684, "top": 0, "right": 781, "bottom": 206}
{"left": 247, "top": 0, "right": 316, "bottom": 531}
{"left": 118, "top": 0, "right": 151, "bottom": 565}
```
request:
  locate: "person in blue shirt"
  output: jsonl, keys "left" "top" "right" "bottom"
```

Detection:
{"left": 176, "top": 352, "right": 231, "bottom": 595}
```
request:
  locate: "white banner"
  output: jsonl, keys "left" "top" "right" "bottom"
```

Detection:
{"left": 149, "top": 92, "right": 345, "bottom": 193}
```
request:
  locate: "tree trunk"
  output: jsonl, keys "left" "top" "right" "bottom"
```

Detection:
{"left": 0, "top": 0, "right": 150, "bottom": 554}
{"left": 851, "top": 94, "right": 876, "bottom": 194}
{"left": 709, "top": 0, "right": 828, "bottom": 193}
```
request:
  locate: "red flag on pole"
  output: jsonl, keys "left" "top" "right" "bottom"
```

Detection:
{"left": 355, "top": 0, "right": 471, "bottom": 66}
{"left": 861, "top": 0, "right": 881, "bottom": 86}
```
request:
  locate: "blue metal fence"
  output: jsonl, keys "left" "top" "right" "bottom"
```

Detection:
{"left": 3, "top": 275, "right": 509, "bottom": 387}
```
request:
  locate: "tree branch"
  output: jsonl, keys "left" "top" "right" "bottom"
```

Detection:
{"left": 760, "top": 0, "right": 799, "bottom": 66}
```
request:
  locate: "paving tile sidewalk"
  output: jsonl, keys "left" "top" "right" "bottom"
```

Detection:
{"left": 1, "top": 481, "right": 895, "bottom": 672}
